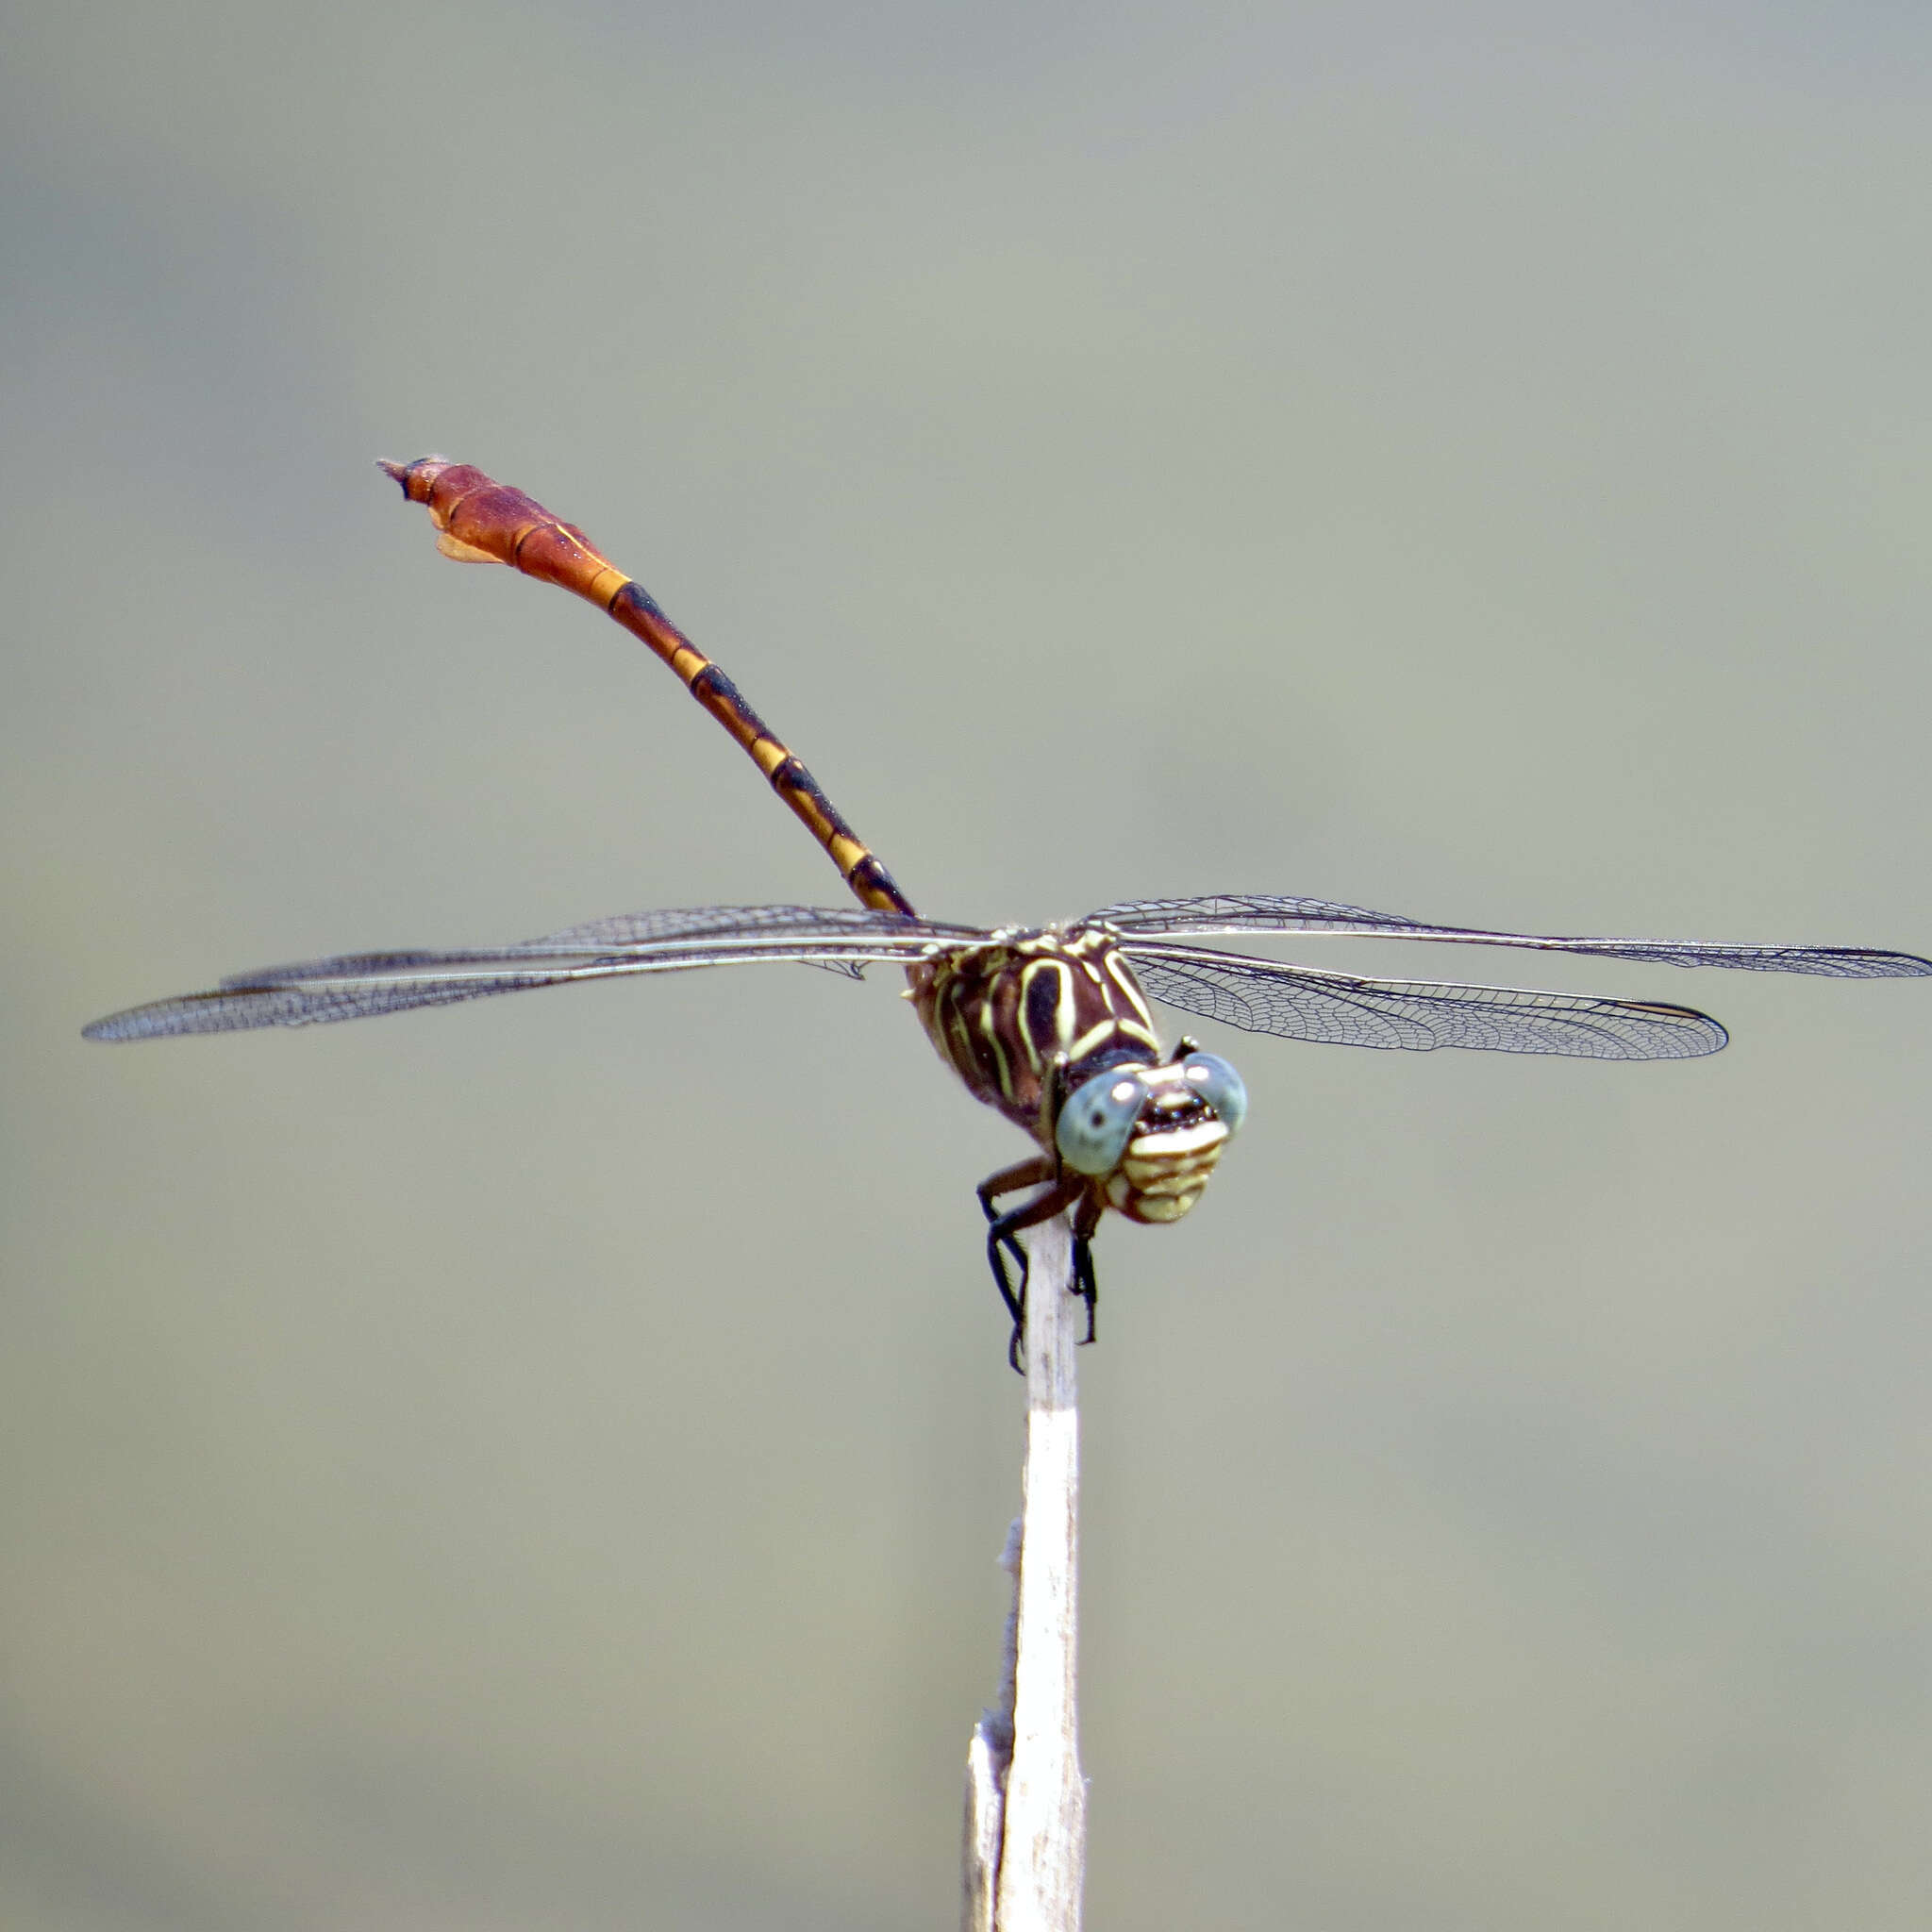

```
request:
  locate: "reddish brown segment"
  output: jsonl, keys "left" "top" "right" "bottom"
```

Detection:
{"left": 378, "top": 456, "right": 916, "bottom": 918}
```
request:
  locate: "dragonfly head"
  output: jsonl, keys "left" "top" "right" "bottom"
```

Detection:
{"left": 1053, "top": 1043, "right": 1249, "bottom": 1224}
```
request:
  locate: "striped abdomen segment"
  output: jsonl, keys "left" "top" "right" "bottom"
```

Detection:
{"left": 909, "top": 924, "right": 1165, "bottom": 1139}
{"left": 379, "top": 457, "right": 913, "bottom": 919}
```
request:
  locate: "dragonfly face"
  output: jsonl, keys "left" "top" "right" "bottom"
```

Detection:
{"left": 1059, "top": 1049, "right": 1250, "bottom": 1225}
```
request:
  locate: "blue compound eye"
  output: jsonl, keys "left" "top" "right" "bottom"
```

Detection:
{"left": 1181, "top": 1052, "right": 1248, "bottom": 1134}
{"left": 1056, "top": 1068, "right": 1147, "bottom": 1174}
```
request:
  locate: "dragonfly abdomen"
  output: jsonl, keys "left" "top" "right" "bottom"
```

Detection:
{"left": 379, "top": 457, "right": 914, "bottom": 919}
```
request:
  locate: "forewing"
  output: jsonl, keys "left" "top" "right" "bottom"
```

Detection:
{"left": 83, "top": 905, "right": 981, "bottom": 1042}
{"left": 1093, "top": 894, "right": 1932, "bottom": 979}
{"left": 1125, "top": 943, "right": 1728, "bottom": 1059}
{"left": 83, "top": 971, "right": 593, "bottom": 1039}
{"left": 521, "top": 903, "right": 982, "bottom": 951}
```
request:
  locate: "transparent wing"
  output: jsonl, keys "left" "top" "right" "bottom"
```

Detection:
{"left": 83, "top": 904, "right": 986, "bottom": 1042}
{"left": 1124, "top": 942, "right": 1729, "bottom": 1059}
{"left": 1092, "top": 894, "right": 1932, "bottom": 979}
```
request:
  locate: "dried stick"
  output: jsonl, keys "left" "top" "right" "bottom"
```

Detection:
{"left": 960, "top": 1519, "right": 1019, "bottom": 1932}
{"left": 963, "top": 1213, "right": 1087, "bottom": 1932}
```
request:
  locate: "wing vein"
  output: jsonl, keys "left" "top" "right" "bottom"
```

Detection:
{"left": 1124, "top": 942, "right": 1729, "bottom": 1059}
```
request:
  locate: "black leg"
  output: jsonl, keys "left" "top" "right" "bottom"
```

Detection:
{"left": 1071, "top": 1194, "right": 1105, "bottom": 1346}
{"left": 983, "top": 1214, "right": 1028, "bottom": 1361}
{"left": 1072, "top": 1233, "right": 1098, "bottom": 1345}
{"left": 979, "top": 1172, "right": 1081, "bottom": 1374}
{"left": 976, "top": 1158, "right": 1057, "bottom": 1372}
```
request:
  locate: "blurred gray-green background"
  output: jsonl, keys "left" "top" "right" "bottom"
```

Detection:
{"left": 7, "top": 5, "right": 1932, "bottom": 1927}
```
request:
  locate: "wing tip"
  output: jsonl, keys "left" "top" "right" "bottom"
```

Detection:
{"left": 1874, "top": 950, "right": 1932, "bottom": 978}
{"left": 81, "top": 1002, "right": 199, "bottom": 1042}
{"left": 82, "top": 991, "right": 245, "bottom": 1042}
{"left": 1689, "top": 1017, "right": 1729, "bottom": 1058}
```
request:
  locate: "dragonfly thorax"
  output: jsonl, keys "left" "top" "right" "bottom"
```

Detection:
{"left": 908, "top": 924, "right": 1164, "bottom": 1136}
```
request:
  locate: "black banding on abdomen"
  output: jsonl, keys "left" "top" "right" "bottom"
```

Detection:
{"left": 691, "top": 665, "right": 783, "bottom": 751}
{"left": 848, "top": 853, "right": 916, "bottom": 915}
{"left": 768, "top": 754, "right": 827, "bottom": 806}
{"left": 609, "top": 578, "right": 672, "bottom": 623}
{"left": 687, "top": 661, "right": 738, "bottom": 706}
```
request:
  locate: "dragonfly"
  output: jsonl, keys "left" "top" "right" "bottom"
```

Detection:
{"left": 84, "top": 458, "right": 1932, "bottom": 1365}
